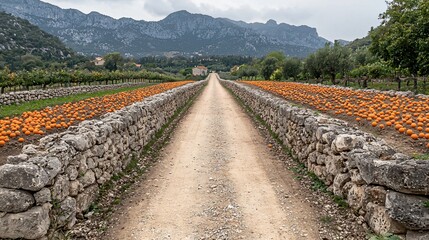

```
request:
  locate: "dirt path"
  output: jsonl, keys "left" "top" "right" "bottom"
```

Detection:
{"left": 104, "top": 74, "right": 320, "bottom": 239}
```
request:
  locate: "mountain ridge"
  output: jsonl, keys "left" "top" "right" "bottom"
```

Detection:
{"left": 0, "top": 0, "right": 330, "bottom": 57}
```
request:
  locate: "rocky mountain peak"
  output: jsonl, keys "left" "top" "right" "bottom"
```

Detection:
{"left": 266, "top": 19, "right": 278, "bottom": 25}
{"left": 0, "top": 0, "right": 330, "bottom": 57}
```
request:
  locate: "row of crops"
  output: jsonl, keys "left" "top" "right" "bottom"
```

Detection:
{"left": 0, "top": 81, "right": 193, "bottom": 147}
{"left": 0, "top": 69, "right": 180, "bottom": 93}
{"left": 246, "top": 81, "right": 429, "bottom": 149}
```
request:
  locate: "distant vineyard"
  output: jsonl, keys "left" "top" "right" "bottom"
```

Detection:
{"left": 0, "top": 69, "right": 180, "bottom": 93}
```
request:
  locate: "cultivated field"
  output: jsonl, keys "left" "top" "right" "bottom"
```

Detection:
{"left": 245, "top": 81, "right": 429, "bottom": 155}
{"left": 0, "top": 81, "right": 192, "bottom": 163}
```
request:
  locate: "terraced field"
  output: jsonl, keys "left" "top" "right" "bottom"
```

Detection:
{"left": 245, "top": 81, "right": 429, "bottom": 153}
{"left": 0, "top": 81, "right": 192, "bottom": 163}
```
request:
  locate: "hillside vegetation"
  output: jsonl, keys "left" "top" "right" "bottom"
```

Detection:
{"left": 0, "top": 12, "right": 74, "bottom": 70}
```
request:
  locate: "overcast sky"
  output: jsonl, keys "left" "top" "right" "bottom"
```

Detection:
{"left": 42, "top": 0, "right": 387, "bottom": 41}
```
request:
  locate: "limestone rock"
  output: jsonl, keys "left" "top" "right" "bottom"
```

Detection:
{"left": 69, "top": 180, "right": 83, "bottom": 197}
{"left": 54, "top": 197, "right": 76, "bottom": 228}
{"left": 65, "top": 166, "right": 78, "bottom": 181}
{"left": 386, "top": 191, "right": 429, "bottom": 230}
{"left": 347, "top": 184, "right": 365, "bottom": 211}
{"left": 350, "top": 169, "right": 365, "bottom": 185}
{"left": 363, "top": 186, "right": 387, "bottom": 207}
{"left": 325, "top": 155, "right": 343, "bottom": 176}
{"left": 406, "top": 231, "right": 429, "bottom": 240}
{"left": 363, "top": 141, "right": 395, "bottom": 158}
{"left": 0, "top": 163, "right": 49, "bottom": 191}
{"left": 62, "top": 134, "right": 89, "bottom": 151}
{"left": 333, "top": 173, "right": 350, "bottom": 198}
{"left": 76, "top": 185, "right": 99, "bottom": 213}
{"left": 0, "top": 204, "right": 51, "bottom": 239}
{"left": 29, "top": 157, "right": 62, "bottom": 180}
{"left": 80, "top": 170, "right": 96, "bottom": 187}
{"left": 355, "top": 158, "right": 429, "bottom": 195}
{"left": 332, "top": 134, "right": 364, "bottom": 152}
{"left": 365, "top": 203, "right": 406, "bottom": 234}
{"left": 52, "top": 175, "right": 70, "bottom": 201}
{"left": 22, "top": 144, "right": 40, "bottom": 155}
{"left": 6, "top": 154, "right": 29, "bottom": 164}
{"left": 34, "top": 188, "right": 52, "bottom": 205}
{"left": 0, "top": 188, "right": 35, "bottom": 213}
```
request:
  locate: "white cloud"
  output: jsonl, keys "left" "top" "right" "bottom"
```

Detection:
{"left": 42, "top": 0, "right": 387, "bottom": 41}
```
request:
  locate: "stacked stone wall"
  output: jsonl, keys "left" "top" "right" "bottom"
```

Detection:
{"left": 0, "top": 82, "right": 150, "bottom": 106}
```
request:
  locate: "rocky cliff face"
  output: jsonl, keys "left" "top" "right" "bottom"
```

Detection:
{"left": 0, "top": 0, "right": 329, "bottom": 57}
{"left": 225, "top": 19, "right": 329, "bottom": 49}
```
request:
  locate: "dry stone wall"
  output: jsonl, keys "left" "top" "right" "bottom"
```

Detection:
{"left": 221, "top": 79, "right": 429, "bottom": 240}
{"left": 0, "top": 82, "right": 149, "bottom": 106}
{"left": 0, "top": 80, "right": 206, "bottom": 239}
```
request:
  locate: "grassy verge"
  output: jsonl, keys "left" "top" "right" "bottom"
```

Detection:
{"left": 0, "top": 83, "right": 156, "bottom": 118}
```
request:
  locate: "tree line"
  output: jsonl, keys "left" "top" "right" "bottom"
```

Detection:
{"left": 234, "top": 0, "right": 429, "bottom": 93}
{"left": 0, "top": 69, "right": 180, "bottom": 94}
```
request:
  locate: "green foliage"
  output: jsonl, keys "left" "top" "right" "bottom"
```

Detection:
{"left": 261, "top": 57, "right": 279, "bottom": 80}
{"left": 423, "top": 201, "right": 429, "bottom": 208}
{"left": 304, "top": 53, "right": 323, "bottom": 79}
{"left": 350, "top": 61, "right": 394, "bottom": 79}
{"left": 347, "top": 35, "right": 372, "bottom": 50}
{"left": 352, "top": 47, "right": 377, "bottom": 67}
{"left": 265, "top": 51, "right": 286, "bottom": 62}
{"left": 0, "top": 12, "right": 75, "bottom": 71}
{"left": 370, "top": 0, "right": 429, "bottom": 76}
{"left": 282, "top": 58, "right": 302, "bottom": 80}
{"left": 303, "top": 42, "right": 351, "bottom": 83}
{"left": 103, "top": 52, "right": 123, "bottom": 72}
{"left": 332, "top": 195, "right": 349, "bottom": 209}
{"left": 270, "top": 68, "right": 283, "bottom": 81}
{"left": 320, "top": 215, "right": 334, "bottom": 224}
{"left": 368, "top": 233, "right": 402, "bottom": 240}
{"left": 236, "top": 65, "right": 259, "bottom": 79}
{"left": 0, "top": 69, "right": 180, "bottom": 93}
{"left": 307, "top": 172, "right": 328, "bottom": 192}
{"left": 140, "top": 55, "right": 253, "bottom": 74}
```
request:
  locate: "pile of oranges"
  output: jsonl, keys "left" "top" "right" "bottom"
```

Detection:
{"left": 246, "top": 81, "right": 429, "bottom": 149}
{"left": 0, "top": 81, "right": 192, "bottom": 147}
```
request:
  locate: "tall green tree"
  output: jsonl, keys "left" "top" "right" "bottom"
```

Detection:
{"left": 104, "top": 52, "right": 123, "bottom": 72}
{"left": 417, "top": 0, "right": 429, "bottom": 76}
{"left": 282, "top": 58, "right": 302, "bottom": 80}
{"left": 266, "top": 51, "right": 286, "bottom": 63}
{"left": 261, "top": 57, "right": 279, "bottom": 80}
{"left": 370, "top": 0, "right": 423, "bottom": 76}
{"left": 305, "top": 53, "right": 323, "bottom": 80}
{"left": 320, "top": 41, "right": 351, "bottom": 84}
{"left": 352, "top": 47, "right": 377, "bottom": 67}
